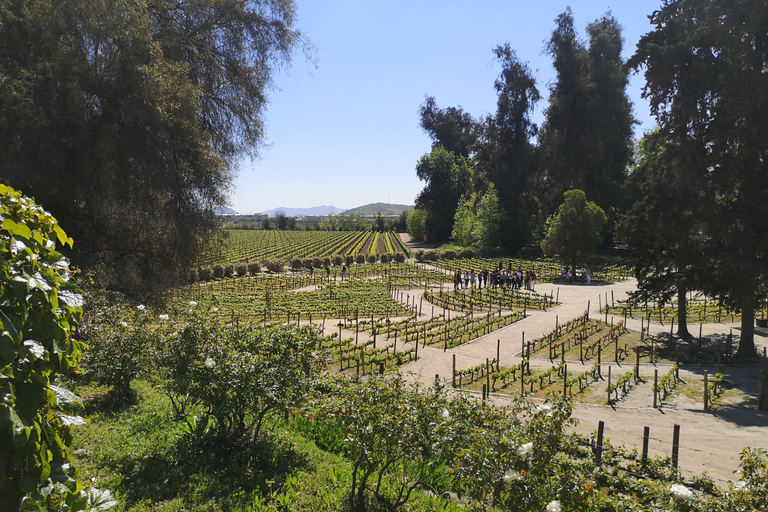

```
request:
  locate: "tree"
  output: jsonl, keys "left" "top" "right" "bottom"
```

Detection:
{"left": 542, "top": 189, "right": 607, "bottom": 271}
{"left": 451, "top": 194, "right": 477, "bottom": 247}
{"left": 414, "top": 146, "right": 473, "bottom": 241}
{"left": 474, "top": 44, "right": 541, "bottom": 250}
{"left": 538, "top": 9, "right": 634, "bottom": 221}
{"left": 0, "top": 0, "right": 306, "bottom": 297}
{"left": 406, "top": 208, "right": 429, "bottom": 242}
{"left": 630, "top": 0, "right": 768, "bottom": 357}
{"left": 474, "top": 184, "right": 502, "bottom": 248}
{"left": 619, "top": 129, "right": 707, "bottom": 339}
{"left": 418, "top": 96, "right": 479, "bottom": 159}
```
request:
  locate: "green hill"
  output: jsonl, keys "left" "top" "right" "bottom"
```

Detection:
{"left": 343, "top": 202, "right": 412, "bottom": 216}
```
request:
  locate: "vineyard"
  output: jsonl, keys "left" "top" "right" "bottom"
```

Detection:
{"left": 197, "top": 229, "right": 410, "bottom": 266}
{"left": 430, "top": 256, "right": 632, "bottom": 283}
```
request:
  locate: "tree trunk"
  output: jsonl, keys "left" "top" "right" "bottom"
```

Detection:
{"left": 676, "top": 284, "right": 691, "bottom": 340}
{"left": 736, "top": 289, "right": 756, "bottom": 359}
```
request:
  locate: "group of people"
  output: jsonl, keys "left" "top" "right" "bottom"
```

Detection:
{"left": 560, "top": 266, "right": 592, "bottom": 284}
{"left": 452, "top": 268, "right": 537, "bottom": 292}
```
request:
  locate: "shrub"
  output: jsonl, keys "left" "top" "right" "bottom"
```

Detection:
{"left": 345, "top": 255, "right": 354, "bottom": 266}
{"left": 198, "top": 267, "right": 212, "bottom": 281}
{"left": 394, "top": 253, "right": 406, "bottom": 263}
{"left": 313, "top": 257, "right": 324, "bottom": 269}
{"left": 224, "top": 264, "right": 235, "bottom": 278}
{"left": 442, "top": 250, "right": 457, "bottom": 260}
{"left": 264, "top": 258, "right": 283, "bottom": 273}
{"left": 424, "top": 251, "right": 439, "bottom": 262}
{"left": 323, "top": 257, "right": 331, "bottom": 267}
{"left": 356, "top": 254, "right": 365, "bottom": 264}
{"left": 212, "top": 264, "right": 224, "bottom": 278}
{"left": 333, "top": 255, "right": 343, "bottom": 266}
{"left": 459, "top": 247, "right": 477, "bottom": 259}
{"left": 367, "top": 254, "right": 377, "bottom": 264}
{"left": 0, "top": 184, "right": 101, "bottom": 508}
{"left": 79, "top": 294, "right": 155, "bottom": 400}
{"left": 291, "top": 258, "right": 303, "bottom": 271}
{"left": 235, "top": 264, "right": 247, "bottom": 277}
{"left": 303, "top": 258, "right": 314, "bottom": 270}
{"left": 380, "top": 253, "right": 389, "bottom": 264}
{"left": 415, "top": 250, "right": 425, "bottom": 262}
{"left": 247, "top": 262, "right": 261, "bottom": 275}
{"left": 188, "top": 268, "right": 198, "bottom": 283}
{"left": 518, "top": 245, "right": 544, "bottom": 260}
{"left": 159, "top": 316, "right": 329, "bottom": 440}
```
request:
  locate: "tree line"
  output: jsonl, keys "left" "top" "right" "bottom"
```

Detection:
{"left": 409, "top": 2, "right": 768, "bottom": 357}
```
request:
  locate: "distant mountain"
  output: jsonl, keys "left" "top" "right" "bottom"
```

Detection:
{"left": 343, "top": 203, "right": 412, "bottom": 216}
{"left": 215, "top": 206, "right": 239, "bottom": 215}
{"left": 261, "top": 205, "right": 345, "bottom": 217}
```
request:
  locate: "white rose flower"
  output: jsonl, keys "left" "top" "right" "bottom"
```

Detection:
{"left": 189, "top": 301, "right": 198, "bottom": 308}
{"left": 733, "top": 480, "right": 748, "bottom": 491}
{"left": 137, "top": 304, "right": 146, "bottom": 311}
{"left": 439, "top": 408, "right": 450, "bottom": 420}
{"left": 364, "top": 425, "right": 373, "bottom": 434}
{"left": 517, "top": 442, "right": 533, "bottom": 456}
{"left": 204, "top": 357, "right": 216, "bottom": 369}
{"left": 503, "top": 469, "right": 523, "bottom": 482}
{"left": 546, "top": 500, "right": 562, "bottom": 512}
{"left": 159, "top": 314, "right": 169, "bottom": 321}
{"left": 670, "top": 483, "right": 694, "bottom": 500}
{"left": 119, "top": 321, "right": 128, "bottom": 327}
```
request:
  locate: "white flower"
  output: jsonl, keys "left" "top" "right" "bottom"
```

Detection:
{"left": 189, "top": 301, "right": 198, "bottom": 308}
{"left": 439, "top": 407, "right": 450, "bottom": 420}
{"left": 119, "top": 321, "right": 128, "bottom": 328}
{"left": 503, "top": 469, "right": 523, "bottom": 482}
{"left": 517, "top": 442, "right": 533, "bottom": 456}
{"left": 158, "top": 314, "right": 169, "bottom": 321}
{"left": 212, "top": 307, "right": 219, "bottom": 313}
{"left": 364, "top": 425, "right": 373, "bottom": 434}
{"left": 733, "top": 480, "right": 749, "bottom": 491}
{"left": 670, "top": 483, "right": 694, "bottom": 500}
{"left": 204, "top": 357, "right": 216, "bottom": 369}
{"left": 546, "top": 500, "right": 562, "bottom": 512}
{"left": 137, "top": 305, "right": 146, "bottom": 311}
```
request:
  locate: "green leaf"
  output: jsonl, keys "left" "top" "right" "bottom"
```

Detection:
{"left": 53, "top": 224, "right": 72, "bottom": 249}
{"left": 2, "top": 219, "right": 32, "bottom": 239}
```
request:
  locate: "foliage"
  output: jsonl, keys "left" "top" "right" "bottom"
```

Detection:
{"left": 619, "top": 128, "right": 706, "bottom": 339}
{"left": 414, "top": 147, "right": 473, "bottom": 241}
{"left": 418, "top": 96, "right": 478, "bottom": 159}
{"left": 451, "top": 195, "right": 477, "bottom": 247}
{"left": 473, "top": 183, "right": 502, "bottom": 247}
{"left": 155, "top": 315, "right": 329, "bottom": 441}
{"left": 538, "top": 8, "right": 634, "bottom": 220}
{"left": 630, "top": 0, "right": 768, "bottom": 357}
{"left": 78, "top": 293, "right": 156, "bottom": 400}
{"left": 0, "top": 185, "right": 110, "bottom": 509}
{"left": 542, "top": 189, "right": 607, "bottom": 270}
{"left": 0, "top": 0, "right": 306, "bottom": 297}
{"left": 310, "top": 374, "right": 456, "bottom": 511}
{"left": 406, "top": 208, "right": 430, "bottom": 242}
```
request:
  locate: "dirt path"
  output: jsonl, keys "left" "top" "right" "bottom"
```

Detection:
{"left": 392, "top": 277, "right": 768, "bottom": 486}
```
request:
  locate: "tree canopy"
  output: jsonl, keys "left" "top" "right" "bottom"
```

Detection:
{"left": 542, "top": 189, "right": 607, "bottom": 271}
{"left": 0, "top": 0, "right": 306, "bottom": 297}
{"left": 630, "top": 0, "right": 768, "bottom": 356}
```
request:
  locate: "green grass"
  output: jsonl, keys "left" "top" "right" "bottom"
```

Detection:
{"left": 70, "top": 379, "right": 464, "bottom": 512}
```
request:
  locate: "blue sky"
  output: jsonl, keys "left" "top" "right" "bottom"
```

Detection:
{"left": 231, "top": 0, "right": 662, "bottom": 214}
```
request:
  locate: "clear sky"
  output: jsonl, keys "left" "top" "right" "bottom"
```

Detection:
{"left": 230, "top": 0, "right": 662, "bottom": 214}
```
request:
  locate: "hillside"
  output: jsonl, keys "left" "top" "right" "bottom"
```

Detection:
{"left": 343, "top": 202, "right": 412, "bottom": 216}
{"left": 261, "top": 205, "right": 345, "bottom": 217}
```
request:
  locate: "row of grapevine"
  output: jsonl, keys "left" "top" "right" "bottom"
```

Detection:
{"left": 199, "top": 230, "right": 410, "bottom": 267}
